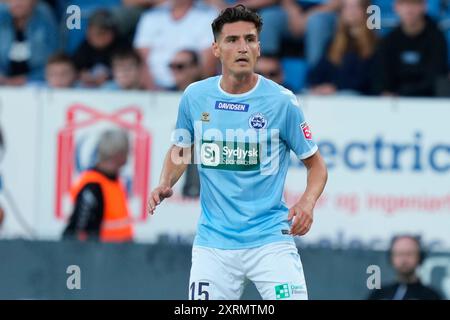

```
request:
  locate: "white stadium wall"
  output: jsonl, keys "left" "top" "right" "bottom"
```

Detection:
{"left": 0, "top": 88, "right": 449, "bottom": 251}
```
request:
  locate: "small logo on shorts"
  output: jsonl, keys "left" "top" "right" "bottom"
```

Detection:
{"left": 275, "top": 283, "right": 290, "bottom": 299}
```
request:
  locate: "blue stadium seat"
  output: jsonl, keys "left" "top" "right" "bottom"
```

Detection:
{"left": 426, "top": 0, "right": 441, "bottom": 20}
{"left": 367, "top": 0, "right": 397, "bottom": 36}
{"left": 281, "top": 58, "right": 309, "bottom": 93}
{"left": 371, "top": 0, "right": 394, "bottom": 14}
{"left": 58, "top": 0, "right": 121, "bottom": 55}
{"left": 296, "top": 0, "right": 324, "bottom": 10}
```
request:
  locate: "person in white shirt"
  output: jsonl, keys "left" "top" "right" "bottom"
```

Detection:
{"left": 133, "top": 0, "right": 218, "bottom": 90}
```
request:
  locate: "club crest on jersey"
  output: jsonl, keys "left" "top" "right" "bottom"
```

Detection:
{"left": 300, "top": 122, "right": 312, "bottom": 140}
{"left": 215, "top": 101, "right": 249, "bottom": 112}
{"left": 201, "top": 112, "right": 210, "bottom": 122}
{"left": 248, "top": 113, "right": 267, "bottom": 129}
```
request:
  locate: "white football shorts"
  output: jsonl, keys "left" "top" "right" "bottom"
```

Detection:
{"left": 188, "top": 241, "right": 308, "bottom": 300}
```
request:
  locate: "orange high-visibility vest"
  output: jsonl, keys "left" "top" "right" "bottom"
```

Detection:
{"left": 70, "top": 170, "right": 133, "bottom": 242}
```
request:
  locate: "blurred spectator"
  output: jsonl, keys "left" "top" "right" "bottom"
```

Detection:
{"left": 368, "top": 235, "right": 443, "bottom": 300}
{"left": 279, "top": 0, "right": 343, "bottom": 65}
{"left": 103, "top": 47, "right": 143, "bottom": 90}
{"left": 0, "top": 0, "right": 58, "bottom": 86}
{"left": 372, "top": 0, "right": 448, "bottom": 97}
{"left": 113, "top": 0, "right": 166, "bottom": 40}
{"left": 255, "top": 54, "right": 285, "bottom": 85}
{"left": 45, "top": 52, "right": 78, "bottom": 88}
{"left": 304, "top": 0, "right": 341, "bottom": 67}
{"left": 72, "top": 9, "right": 130, "bottom": 88}
{"left": 133, "top": 0, "right": 218, "bottom": 90}
{"left": 169, "top": 49, "right": 203, "bottom": 91}
{"left": 62, "top": 129, "right": 134, "bottom": 243}
{"left": 308, "top": 0, "right": 377, "bottom": 95}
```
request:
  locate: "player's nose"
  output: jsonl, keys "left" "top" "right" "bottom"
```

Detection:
{"left": 237, "top": 38, "right": 248, "bottom": 52}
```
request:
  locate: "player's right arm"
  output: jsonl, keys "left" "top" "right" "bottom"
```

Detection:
{"left": 147, "top": 144, "right": 193, "bottom": 215}
{"left": 148, "top": 83, "right": 194, "bottom": 214}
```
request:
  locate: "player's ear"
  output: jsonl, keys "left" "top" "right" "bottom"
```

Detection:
{"left": 257, "top": 41, "right": 261, "bottom": 58}
{"left": 212, "top": 41, "right": 220, "bottom": 58}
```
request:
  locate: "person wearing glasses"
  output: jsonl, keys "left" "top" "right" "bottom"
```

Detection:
{"left": 255, "top": 55, "right": 284, "bottom": 86}
{"left": 169, "top": 49, "right": 204, "bottom": 92}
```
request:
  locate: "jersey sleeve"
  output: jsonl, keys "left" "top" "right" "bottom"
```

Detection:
{"left": 171, "top": 90, "right": 194, "bottom": 147}
{"left": 281, "top": 94, "right": 318, "bottom": 160}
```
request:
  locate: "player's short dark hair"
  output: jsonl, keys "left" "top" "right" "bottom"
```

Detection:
{"left": 211, "top": 4, "right": 263, "bottom": 41}
{"left": 47, "top": 52, "right": 76, "bottom": 68}
{"left": 111, "top": 47, "right": 142, "bottom": 66}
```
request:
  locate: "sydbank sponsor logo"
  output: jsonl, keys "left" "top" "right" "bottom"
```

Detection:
{"left": 201, "top": 143, "right": 220, "bottom": 166}
{"left": 223, "top": 145, "right": 258, "bottom": 159}
{"left": 201, "top": 140, "right": 260, "bottom": 170}
{"left": 215, "top": 101, "right": 249, "bottom": 112}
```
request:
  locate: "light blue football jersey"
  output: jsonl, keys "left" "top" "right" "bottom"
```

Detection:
{"left": 172, "top": 75, "right": 318, "bottom": 249}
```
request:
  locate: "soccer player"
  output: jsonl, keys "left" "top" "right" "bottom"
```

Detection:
{"left": 147, "top": 4, "right": 328, "bottom": 300}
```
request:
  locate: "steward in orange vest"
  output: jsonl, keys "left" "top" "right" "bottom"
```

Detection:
{"left": 62, "top": 129, "right": 133, "bottom": 242}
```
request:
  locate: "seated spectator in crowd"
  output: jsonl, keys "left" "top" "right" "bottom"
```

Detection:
{"left": 372, "top": 0, "right": 448, "bottom": 97}
{"left": 255, "top": 54, "right": 299, "bottom": 95}
{"left": 307, "top": 0, "right": 377, "bottom": 95}
{"left": 303, "top": 0, "right": 342, "bottom": 67}
{"left": 45, "top": 52, "right": 78, "bottom": 88}
{"left": 103, "top": 47, "right": 143, "bottom": 90}
{"left": 62, "top": 129, "right": 134, "bottom": 243}
{"left": 72, "top": 9, "right": 130, "bottom": 88}
{"left": 168, "top": 49, "right": 203, "bottom": 91}
{"left": 113, "top": 0, "right": 166, "bottom": 40}
{"left": 133, "top": 0, "right": 218, "bottom": 90}
{"left": 368, "top": 235, "right": 443, "bottom": 300}
{"left": 255, "top": 55, "right": 284, "bottom": 85}
{"left": 0, "top": 0, "right": 58, "bottom": 86}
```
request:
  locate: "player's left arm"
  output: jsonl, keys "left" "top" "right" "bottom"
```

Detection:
{"left": 289, "top": 150, "right": 328, "bottom": 236}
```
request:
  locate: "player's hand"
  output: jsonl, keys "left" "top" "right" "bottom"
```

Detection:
{"left": 147, "top": 185, "right": 173, "bottom": 215}
{"left": 288, "top": 198, "right": 315, "bottom": 236}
